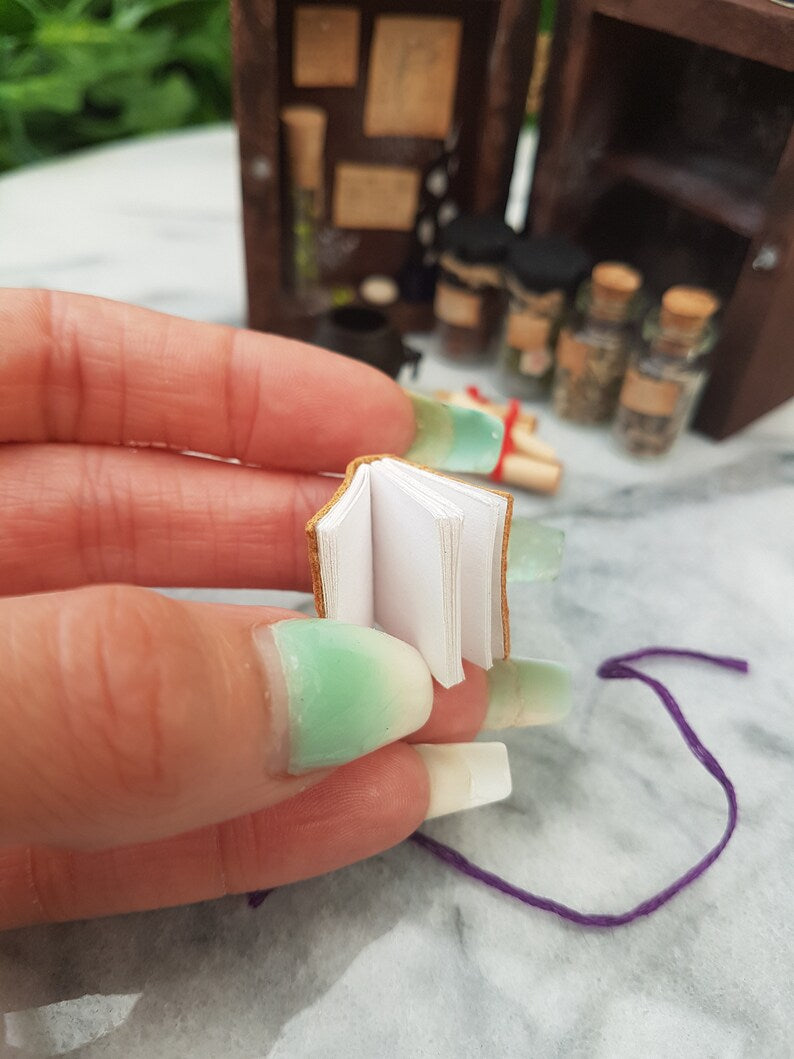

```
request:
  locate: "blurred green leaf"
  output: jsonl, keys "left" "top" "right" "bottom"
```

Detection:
{"left": 0, "top": 72, "right": 84, "bottom": 111}
{"left": 0, "top": 0, "right": 37, "bottom": 37}
{"left": 0, "top": 0, "right": 232, "bottom": 172}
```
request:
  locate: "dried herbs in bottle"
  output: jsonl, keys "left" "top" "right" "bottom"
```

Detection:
{"left": 614, "top": 286, "right": 720, "bottom": 457}
{"left": 552, "top": 262, "right": 643, "bottom": 424}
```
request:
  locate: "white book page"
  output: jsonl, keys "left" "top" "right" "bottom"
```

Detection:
{"left": 370, "top": 460, "right": 463, "bottom": 687}
{"left": 400, "top": 464, "right": 507, "bottom": 668}
{"left": 315, "top": 465, "right": 374, "bottom": 627}
{"left": 378, "top": 461, "right": 463, "bottom": 678}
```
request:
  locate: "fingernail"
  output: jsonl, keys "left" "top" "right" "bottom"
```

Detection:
{"left": 484, "top": 658, "right": 571, "bottom": 730}
{"left": 414, "top": 742, "right": 512, "bottom": 819}
{"left": 404, "top": 391, "right": 504, "bottom": 473}
{"left": 507, "top": 520, "right": 565, "bottom": 583}
{"left": 254, "top": 619, "right": 433, "bottom": 774}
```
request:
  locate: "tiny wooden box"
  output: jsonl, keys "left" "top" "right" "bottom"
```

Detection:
{"left": 232, "top": 0, "right": 538, "bottom": 339}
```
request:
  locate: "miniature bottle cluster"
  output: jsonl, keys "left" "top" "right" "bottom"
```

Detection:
{"left": 431, "top": 225, "right": 721, "bottom": 457}
{"left": 433, "top": 221, "right": 591, "bottom": 375}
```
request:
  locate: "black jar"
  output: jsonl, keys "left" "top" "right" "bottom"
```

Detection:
{"left": 313, "top": 305, "right": 421, "bottom": 379}
{"left": 433, "top": 216, "right": 515, "bottom": 363}
{"left": 497, "top": 236, "right": 591, "bottom": 400}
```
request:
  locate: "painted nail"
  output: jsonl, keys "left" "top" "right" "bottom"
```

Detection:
{"left": 254, "top": 619, "right": 433, "bottom": 774}
{"left": 414, "top": 742, "right": 512, "bottom": 819}
{"left": 507, "top": 520, "right": 565, "bottom": 583}
{"left": 484, "top": 658, "right": 571, "bottom": 730}
{"left": 404, "top": 391, "right": 504, "bottom": 473}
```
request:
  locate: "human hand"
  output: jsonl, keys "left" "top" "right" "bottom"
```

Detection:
{"left": 0, "top": 289, "right": 570, "bottom": 928}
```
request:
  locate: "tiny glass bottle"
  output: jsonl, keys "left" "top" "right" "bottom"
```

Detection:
{"left": 280, "top": 105, "right": 328, "bottom": 306}
{"left": 614, "top": 286, "right": 720, "bottom": 458}
{"left": 551, "top": 262, "right": 643, "bottom": 424}
{"left": 497, "top": 236, "right": 591, "bottom": 400}
{"left": 434, "top": 216, "right": 514, "bottom": 362}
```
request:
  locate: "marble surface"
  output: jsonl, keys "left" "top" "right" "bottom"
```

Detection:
{"left": 1, "top": 126, "right": 793, "bottom": 1059}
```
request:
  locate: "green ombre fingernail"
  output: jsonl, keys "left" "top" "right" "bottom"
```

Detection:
{"left": 254, "top": 619, "right": 433, "bottom": 774}
{"left": 507, "top": 520, "right": 565, "bottom": 582}
{"left": 404, "top": 392, "right": 504, "bottom": 473}
{"left": 484, "top": 658, "right": 571, "bottom": 730}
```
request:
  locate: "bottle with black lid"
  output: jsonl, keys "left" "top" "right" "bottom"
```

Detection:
{"left": 497, "top": 236, "right": 592, "bottom": 400}
{"left": 433, "top": 215, "right": 515, "bottom": 362}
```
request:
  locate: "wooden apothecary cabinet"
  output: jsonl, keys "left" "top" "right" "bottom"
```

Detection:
{"left": 232, "top": 0, "right": 539, "bottom": 340}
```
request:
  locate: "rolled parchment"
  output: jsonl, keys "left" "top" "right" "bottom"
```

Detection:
{"left": 510, "top": 422, "right": 558, "bottom": 465}
{"left": 500, "top": 453, "right": 562, "bottom": 495}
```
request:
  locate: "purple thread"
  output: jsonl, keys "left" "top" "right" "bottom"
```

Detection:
{"left": 410, "top": 647, "right": 746, "bottom": 928}
{"left": 247, "top": 888, "right": 273, "bottom": 908}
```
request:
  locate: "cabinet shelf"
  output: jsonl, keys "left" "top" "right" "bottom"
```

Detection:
{"left": 602, "top": 151, "right": 766, "bottom": 238}
{"left": 593, "top": 0, "right": 794, "bottom": 72}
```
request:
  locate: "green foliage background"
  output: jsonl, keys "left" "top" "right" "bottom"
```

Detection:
{"left": 0, "top": 0, "right": 232, "bottom": 172}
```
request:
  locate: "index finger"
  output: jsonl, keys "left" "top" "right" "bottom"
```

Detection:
{"left": 0, "top": 289, "right": 503, "bottom": 474}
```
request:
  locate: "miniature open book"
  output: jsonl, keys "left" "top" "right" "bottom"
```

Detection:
{"left": 307, "top": 456, "right": 513, "bottom": 688}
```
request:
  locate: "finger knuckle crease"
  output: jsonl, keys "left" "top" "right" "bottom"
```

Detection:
{"left": 59, "top": 586, "right": 185, "bottom": 801}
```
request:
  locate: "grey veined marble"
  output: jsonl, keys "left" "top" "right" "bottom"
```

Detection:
{"left": 1, "top": 127, "right": 793, "bottom": 1059}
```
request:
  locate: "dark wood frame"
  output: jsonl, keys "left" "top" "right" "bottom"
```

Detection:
{"left": 232, "top": 0, "right": 539, "bottom": 338}
{"left": 527, "top": 0, "right": 794, "bottom": 438}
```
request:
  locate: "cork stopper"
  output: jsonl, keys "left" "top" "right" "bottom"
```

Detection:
{"left": 660, "top": 286, "right": 720, "bottom": 336}
{"left": 591, "top": 262, "right": 643, "bottom": 307}
{"left": 280, "top": 106, "right": 327, "bottom": 191}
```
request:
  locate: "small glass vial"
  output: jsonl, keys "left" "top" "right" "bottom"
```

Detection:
{"left": 279, "top": 106, "right": 330, "bottom": 313}
{"left": 434, "top": 216, "right": 514, "bottom": 362}
{"left": 614, "top": 286, "right": 720, "bottom": 457}
{"left": 552, "top": 262, "right": 643, "bottom": 424}
{"left": 497, "top": 236, "right": 591, "bottom": 400}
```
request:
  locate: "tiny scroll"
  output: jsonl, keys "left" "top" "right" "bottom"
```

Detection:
{"left": 293, "top": 6, "right": 360, "bottom": 88}
{"left": 364, "top": 16, "right": 462, "bottom": 139}
{"left": 333, "top": 163, "right": 421, "bottom": 231}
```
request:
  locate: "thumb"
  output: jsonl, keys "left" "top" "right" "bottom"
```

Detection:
{"left": 0, "top": 586, "right": 432, "bottom": 849}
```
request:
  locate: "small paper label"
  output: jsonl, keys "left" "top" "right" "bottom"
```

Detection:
{"left": 556, "top": 331, "right": 590, "bottom": 378}
{"left": 364, "top": 16, "right": 462, "bottom": 139}
{"left": 620, "top": 369, "right": 682, "bottom": 417}
{"left": 294, "top": 6, "right": 360, "bottom": 87}
{"left": 435, "top": 283, "right": 481, "bottom": 328}
{"left": 519, "top": 348, "right": 553, "bottom": 377}
{"left": 507, "top": 311, "right": 551, "bottom": 354}
{"left": 333, "top": 163, "right": 420, "bottom": 231}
